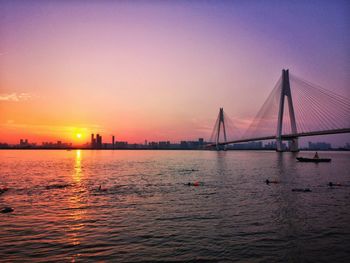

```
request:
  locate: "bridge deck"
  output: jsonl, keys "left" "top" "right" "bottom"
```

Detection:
{"left": 210, "top": 128, "right": 350, "bottom": 146}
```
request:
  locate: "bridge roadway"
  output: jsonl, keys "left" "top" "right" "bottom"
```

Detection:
{"left": 212, "top": 128, "right": 350, "bottom": 146}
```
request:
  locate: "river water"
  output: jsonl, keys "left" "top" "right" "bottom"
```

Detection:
{"left": 0, "top": 150, "right": 349, "bottom": 262}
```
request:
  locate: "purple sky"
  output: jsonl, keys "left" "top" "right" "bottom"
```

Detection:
{"left": 0, "top": 0, "right": 349, "bottom": 146}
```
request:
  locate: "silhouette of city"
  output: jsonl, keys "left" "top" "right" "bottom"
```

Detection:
{"left": 1, "top": 133, "right": 349, "bottom": 151}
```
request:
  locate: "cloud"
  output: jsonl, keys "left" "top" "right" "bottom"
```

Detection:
{"left": 0, "top": 93, "right": 32, "bottom": 102}
{"left": 2, "top": 122, "right": 101, "bottom": 134}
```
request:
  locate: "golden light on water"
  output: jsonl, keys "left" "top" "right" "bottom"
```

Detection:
{"left": 74, "top": 150, "right": 82, "bottom": 183}
{"left": 76, "top": 149, "right": 81, "bottom": 159}
{"left": 67, "top": 149, "right": 86, "bottom": 260}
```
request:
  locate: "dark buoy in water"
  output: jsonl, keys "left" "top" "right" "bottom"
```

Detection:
{"left": 1, "top": 207, "right": 14, "bottom": 213}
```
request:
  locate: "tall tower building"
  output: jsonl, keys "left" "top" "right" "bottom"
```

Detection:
{"left": 96, "top": 134, "right": 102, "bottom": 148}
{"left": 91, "top": 134, "right": 95, "bottom": 148}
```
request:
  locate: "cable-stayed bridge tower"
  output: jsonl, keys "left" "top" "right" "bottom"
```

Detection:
{"left": 216, "top": 108, "right": 227, "bottom": 150}
{"left": 208, "top": 108, "right": 228, "bottom": 150}
{"left": 276, "top": 69, "right": 298, "bottom": 152}
{"left": 208, "top": 69, "right": 350, "bottom": 151}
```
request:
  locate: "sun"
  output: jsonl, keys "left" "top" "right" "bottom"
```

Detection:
{"left": 76, "top": 133, "right": 82, "bottom": 139}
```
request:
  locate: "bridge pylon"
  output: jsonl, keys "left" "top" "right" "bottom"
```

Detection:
{"left": 276, "top": 69, "right": 299, "bottom": 152}
{"left": 215, "top": 107, "right": 227, "bottom": 150}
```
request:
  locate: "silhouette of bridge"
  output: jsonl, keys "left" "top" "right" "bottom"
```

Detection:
{"left": 209, "top": 69, "right": 350, "bottom": 151}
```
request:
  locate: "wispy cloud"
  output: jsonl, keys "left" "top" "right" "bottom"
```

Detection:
{"left": 0, "top": 93, "right": 32, "bottom": 102}
{"left": 1, "top": 122, "right": 102, "bottom": 134}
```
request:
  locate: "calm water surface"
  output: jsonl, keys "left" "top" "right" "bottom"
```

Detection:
{"left": 0, "top": 150, "right": 349, "bottom": 262}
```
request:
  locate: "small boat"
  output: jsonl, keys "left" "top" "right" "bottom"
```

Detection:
{"left": 296, "top": 157, "right": 331, "bottom": 163}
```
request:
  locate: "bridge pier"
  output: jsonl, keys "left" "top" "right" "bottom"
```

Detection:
{"left": 277, "top": 138, "right": 299, "bottom": 152}
{"left": 289, "top": 138, "right": 299, "bottom": 152}
{"left": 276, "top": 139, "right": 283, "bottom": 152}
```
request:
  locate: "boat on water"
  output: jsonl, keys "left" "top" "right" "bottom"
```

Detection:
{"left": 296, "top": 157, "right": 331, "bottom": 163}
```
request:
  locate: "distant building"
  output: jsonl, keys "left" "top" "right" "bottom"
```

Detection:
{"left": 91, "top": 134, "right": 96, "bottom": 148}
{"left": 308, "top": 141, "right": 331, "bottom": 150}
{"left": 264, "top": 141, "right": 277, "bottom": 150}
{"left": 41, "top": 141, "right": 70, "bottom": 149}
{"left": 91, "top": 133, "right": 103, "bottom": 149}
{"left": 0, "top": 142, "right": 9, "bottom": 149}
{"left": 115, "top": 141, "right": 128, "bottom": 149}
{"left": 180, "top": 141, "right": 188, "bottom": 148}
{"left": 20, "top": 139, "right": 28, "bottom": 146}
{"left": 178, "top": 138, "right": 206, "bottom": 149}
{"left": 232, "top": 141, "right": 263, "bottom": 150}
{"left": 158, "top": 141, "right": 170, "bottom": 149}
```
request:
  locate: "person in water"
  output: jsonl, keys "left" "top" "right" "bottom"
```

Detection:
{"left": 186, "top": 182, "right": 201, "bottom": 186}
{"left": 265, "top": 179, "right": 278, "bottom": 184}
{"left": 314, "top": 152, "right": 319, "bottom": 159}
{"left": 0, "top": 187, "right": 9, "bottom": 195}
{"left": 328, "top": 182, "right": 342, "bottom": 187}
{"left": 1, "top": 207, "right": 14, "bottom": 213}
{"left": 97, "top": 185, "right": 107, "bottom": 192}
{"left": 292, "top": 188, "right": 311, "bottom": 192}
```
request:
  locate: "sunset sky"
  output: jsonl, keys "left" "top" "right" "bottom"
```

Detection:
{"left": 0, "top": 0, "right": 349, "bottom": 145}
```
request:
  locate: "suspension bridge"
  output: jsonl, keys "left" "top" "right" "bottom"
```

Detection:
{"left": 209, "top": 69, "right": 350, "bottom": 151}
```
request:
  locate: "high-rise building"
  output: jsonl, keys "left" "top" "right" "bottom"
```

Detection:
{"left": 96, "top": 134, "right": 102, "bottom": 148}
{"left": 91, "top": 133, "right": 103, "bottom": 149}
{"left": 20, "top": 139, "right": 28, "bottom": 146}
{"left": 91, "top": 134, "right": 96, "bottom": 148}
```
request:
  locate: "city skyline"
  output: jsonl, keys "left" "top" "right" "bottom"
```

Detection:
{"left": 2, "top": 132, "right": 349, "bottom": 151}
{"left": 0, "top": 0, "right": 349, "bottom": 145}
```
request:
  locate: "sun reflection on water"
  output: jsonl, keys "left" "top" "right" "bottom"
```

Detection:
{"left": 66, "top": 149, "right": 87, "bottom": 261}
{"left": 73, "top": 150, "right": 82, "bottom": 183}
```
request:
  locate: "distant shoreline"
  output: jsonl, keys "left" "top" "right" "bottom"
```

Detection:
{"left": 0, "top": 148, "right": 349, "bottom": 151}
